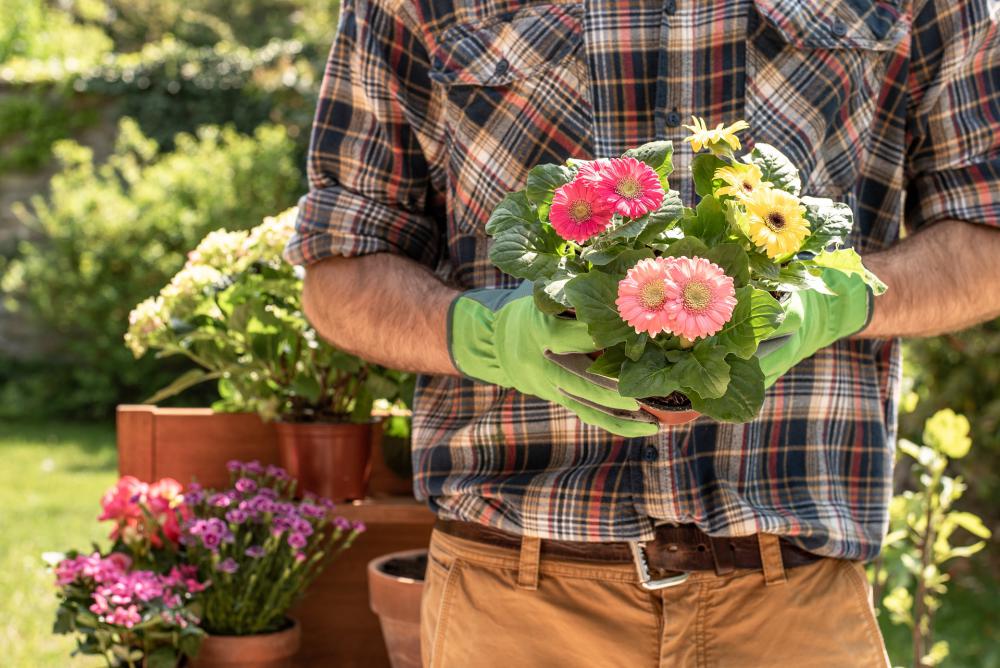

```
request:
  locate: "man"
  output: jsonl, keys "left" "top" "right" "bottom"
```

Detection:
{"left": 285, "top": 0, "right": 1000, "bottom": 665}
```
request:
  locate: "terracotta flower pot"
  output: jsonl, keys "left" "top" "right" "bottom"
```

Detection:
{"left": 638, "top": 394, "right": 700, "bottom": 426}
{"left": 275, "top": 421, "right": 373, "bottom": 502}
{"left": 191, "top": 619, "right": 301, "bottom": 668}
{"left": 368, "top": 550, "right": 427, "bottom": 668}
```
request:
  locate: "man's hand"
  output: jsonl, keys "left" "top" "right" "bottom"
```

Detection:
{"left": 757, "top": 270, "right": 870, "bottom": 387}
{"left": 450, "top": 283, "right": 657, "bottom": 437}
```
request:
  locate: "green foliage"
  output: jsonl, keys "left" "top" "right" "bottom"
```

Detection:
{"left": 872, "top": 408, "right": 992, "bottom": 667}
{"left": 0, "top": 118, "right": 301, "bottom": 418}
{"left": 74, "top": 36, "right": 318, "bottom": 156}
{"left": 0, "top": 86, "right": 100, "bottom": 173}
{"left": 0, "top": 0, "right": 111, "bottom": 67}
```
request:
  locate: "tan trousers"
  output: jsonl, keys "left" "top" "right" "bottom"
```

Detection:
{"left": 420, "top": 528, "right": 889, "bottom": 668}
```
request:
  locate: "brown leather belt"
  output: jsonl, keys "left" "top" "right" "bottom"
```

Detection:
{"left": 435, "top": 519, "right": 821, "bottom": 588}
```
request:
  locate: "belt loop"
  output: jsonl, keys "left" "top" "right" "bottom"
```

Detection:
{"left": 709, "top": 536, "right": 735, "bottom": 576}
{"left": 758, "top": 534, "right": 787, "bottom": 586}
{"left": 517, "top": 536, "right": 542, "bottom": 590}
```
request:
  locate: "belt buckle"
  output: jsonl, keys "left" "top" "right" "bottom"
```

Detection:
{"left": 629, "top": 541, "right": 690, "bottom": 591}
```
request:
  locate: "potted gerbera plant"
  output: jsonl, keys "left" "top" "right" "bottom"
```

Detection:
{"left": 485, "top": 118, "right": 885, "bottom": 423}
{"left": 180, "top": 460, "right": 365, "bottom": 668}
{"left": 126, "top": 209, "right": 407, "bottom": 500}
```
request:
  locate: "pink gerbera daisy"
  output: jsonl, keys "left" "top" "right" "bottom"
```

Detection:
{"left": 595, "top": 156, "right": 665, "bottom": 218}
{"left": 659, "top": 256, "right": 737, "bottom": 340}
{"left": 549, "top": 179, "right": 614, "bottom": 243}
{"left": 615, "top": 257, "right": 677, "bottom": 336}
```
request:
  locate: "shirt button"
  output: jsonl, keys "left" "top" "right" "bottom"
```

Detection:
{"left": 665, "top": 0, "right": 677, "bottom": 15}
{"left": 642, "top": 445, "right": 659, "bottom": 462}
{"left": 831, "top": 18, "right": 848, "bottom": 38}
{"left": 666, "top": 110, "right": 682, "bottom": 127}
{"left": 494, "top": 58, "right": 510, "bottom": 76}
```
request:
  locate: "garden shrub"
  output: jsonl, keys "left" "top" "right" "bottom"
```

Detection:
{"left": 0, "top": 86, "right": 99, "bottom": 174}
{"left": 74, "top": 37, "right": 318, "bottom": 156}
{"left": 0, "top": 0, "right": 111, "bottom": 67}
{"left": 0, "top": 118, "right": 301, "bottom": 418}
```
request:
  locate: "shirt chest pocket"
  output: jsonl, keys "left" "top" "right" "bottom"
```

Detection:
{"left": 745, "top": 0, "right": 908, "bottom": 197}
{"left": 428, "top": 3, "right": 594, "bottom": 237}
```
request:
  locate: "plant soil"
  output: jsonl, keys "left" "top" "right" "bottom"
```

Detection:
{"left": 379, "top": 554, "right": 427, "bottom": 581}
{"left": 642, "top": 391, "right": 693, "bottom": 411}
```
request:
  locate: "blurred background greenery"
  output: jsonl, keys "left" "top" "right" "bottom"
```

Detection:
{"left": 0, "top": 1, "right": 995, "bottom": 666}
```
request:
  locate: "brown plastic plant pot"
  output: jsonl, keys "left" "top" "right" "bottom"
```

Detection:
{"left": 190, "top": 618, "right": 301, "bottom": 668}
{"left": 638, "top": 393, "right": 700, "bottom": 426}
{"left": 368, "top": 549, "right": 427, "bottom": 668}
{"left": 275, "top": 421, "right": 374, "bottom": 502}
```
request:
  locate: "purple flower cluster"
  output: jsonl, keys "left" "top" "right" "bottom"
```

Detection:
{"left": 55, "top": 553, "right": 207, "bottom": 630}
{"left": 184, "top": 518, "right": 235, "bottom": 552}
{"left": 183, "top": 461, "right": 367, "bottom": 571}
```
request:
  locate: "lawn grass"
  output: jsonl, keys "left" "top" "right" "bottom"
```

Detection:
{"left": 0, "top": 420, "right": 116, "bottom": 667}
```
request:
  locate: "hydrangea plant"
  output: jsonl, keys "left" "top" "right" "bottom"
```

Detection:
{"left": 486, "top": 118, "right": 885, "bottom": 422}
{"left": 125, "top": 208, "right": 406, "bottom": 422}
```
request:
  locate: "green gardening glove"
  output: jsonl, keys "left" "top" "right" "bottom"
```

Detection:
{"left": 756, "top": 269, "right": 873, "bottom": 388}
{"left": 448, "top": 282, "right": 658, "bottom": 437}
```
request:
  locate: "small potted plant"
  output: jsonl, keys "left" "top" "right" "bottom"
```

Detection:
{"left": 50, "top": 477, "right": 207, "bottom": 667}
{"left": 126, "top": 209, "right": 407, "bottom": 500}
{"left": 180, "top": 460, "right": 365, "bottom": 667}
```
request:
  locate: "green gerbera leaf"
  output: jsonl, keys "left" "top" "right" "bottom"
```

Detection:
{"left": 489, "top": 226, "right": 561, "bottom": 281}
{"left": 746, "top": 143, "right": 801, "bottom": 195}
{"left": 703, "top": 243, "right": 750, "bottom": 286}
{"left": 712, "top": 286, "right": 783, "bottom": 358}
{"left": 687, "top": 355, "right": 765, "bottom": 422}
{"left": 773, "top": 262, "right": 835, "bottom": 295}
{"left": 618, "top": 346, "right": 681, "bottom": 398}
{"left": 692, "top": 153, "right": 727, "bottom": 198}
{"left": 636, "top": 190, "right": 684, "bottom": 244}
{"left": 603, "top": 247, "right": 655, "bottom": 276}
{"left": 668, "top": 344, "right": 730, "bottom": 399}
{"left": 662, "top": 237, "right": 710, "bottom": 259}
{"left": 806, "top": 248, "right": 888, "bottom": 295}
{"left": 485, "top": 191, "right": 539, "bottom": 236}
{"left": 526, "top": 163, "right": 574, "bottom": 221}
{"left": 587, "top": 344, "right": 628, "bottom": 378}
{"left": 532, "top": 258, "right": 581, "bottom": 313}
{"left": 581, "top": 240, "right": 632, "bottom": 266}
{"left": 798, "top": 196, "right": 854, "bottom": 255}
{"left": 682, "top": 195, "right": 730, "bottom": 247}
{"left": 564, "top": 271, "right": 634, "bottom": 348}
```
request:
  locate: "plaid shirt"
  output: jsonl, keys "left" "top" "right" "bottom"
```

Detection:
{"left": 286, "top": 0, "right": 1000, "bottom": 560}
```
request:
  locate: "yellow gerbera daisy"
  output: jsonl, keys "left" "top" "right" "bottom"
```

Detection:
{"left": 715, "top": 163, "right": 764, "bottom": 199}
{"left": 744, "top": 188, "right": 810, "bottom": 259}
{"left": 683, "top": 117, "right": 750, "bottom": 154}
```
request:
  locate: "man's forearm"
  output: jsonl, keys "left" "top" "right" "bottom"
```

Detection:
{"left": 302, "top": 253, "right": 459, "bottom": 375}
{"left": 861, "top": 220, "right": 1000, "bottom": 338}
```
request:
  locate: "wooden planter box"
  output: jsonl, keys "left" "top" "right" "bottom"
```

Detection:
{"left": 115, "top": 405, "right": 434, "bottom": 667}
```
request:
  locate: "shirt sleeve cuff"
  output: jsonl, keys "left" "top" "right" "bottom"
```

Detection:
{"left": 906, "top": 156, "right": 1000, "bottom": 232}
{"left": 283, "top": 183, "right": 441, "bottom": 267}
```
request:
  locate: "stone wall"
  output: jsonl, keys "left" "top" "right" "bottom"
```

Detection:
{"left": 0, "top": 84, "right": 120, "bottom": 359}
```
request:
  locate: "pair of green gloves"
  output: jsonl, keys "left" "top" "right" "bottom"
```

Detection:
{"left": 448, "top": 270, "right": 872, "bottom": 437}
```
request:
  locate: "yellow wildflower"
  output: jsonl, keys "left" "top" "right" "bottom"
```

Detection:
{"left": 715, "top": 163, "right": 764, "bottom": 199}
{"left": 744, "top": 187, "right": 810, "bottom": 259}
{"left": 683, "top": 117, "right": 750, "bottom": 154}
